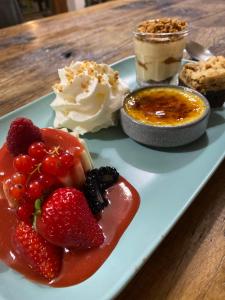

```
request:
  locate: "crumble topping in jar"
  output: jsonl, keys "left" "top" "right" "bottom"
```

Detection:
{"left": 133, "top": 17, "right": 188, "bottom": 85}
{"left": 137, "top": 18, "right": 188, "bottom": 34}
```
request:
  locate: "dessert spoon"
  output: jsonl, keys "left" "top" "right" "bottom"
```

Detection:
{"left": 186, "top": 40, "right": 213, "bottom": 61}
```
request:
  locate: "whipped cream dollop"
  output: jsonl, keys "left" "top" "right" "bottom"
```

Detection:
{"left": 51, "top": 61, "right": 129, "bottom": 135}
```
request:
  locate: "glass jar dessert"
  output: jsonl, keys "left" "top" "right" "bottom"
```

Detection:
{"left": 133, "top": 18, "right": 189, "bottom": 86}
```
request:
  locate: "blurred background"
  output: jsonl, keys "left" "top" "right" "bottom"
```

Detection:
{"left": 0, "top": 0, "right": 109, "bottom": 28}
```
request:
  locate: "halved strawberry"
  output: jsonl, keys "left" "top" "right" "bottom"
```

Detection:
{"left": 36, "top": 187, "right": 104, "bottom": 249}
{"left": 15, "top": 221, "right": 62, "bottom": 280}
{"left": 58, "top": 159, "right": 86, "bottom": 188}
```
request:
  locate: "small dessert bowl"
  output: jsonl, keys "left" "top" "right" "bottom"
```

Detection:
{"left": 120, "top": 85, "right": 210, "bottom": 147}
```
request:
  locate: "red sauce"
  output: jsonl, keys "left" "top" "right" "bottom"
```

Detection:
{"left": 0, "top": 128, "right": 140, "bottom": 287}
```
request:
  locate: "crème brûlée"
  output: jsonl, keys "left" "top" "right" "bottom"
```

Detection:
{"left": 51, "top": 60, "right": 129, "bottom": 135}
{"left": 134, "top": 18, "right": 188, "bottom": 83}
{"left": 124, "top": 87, "right": 207, "bottom": 126}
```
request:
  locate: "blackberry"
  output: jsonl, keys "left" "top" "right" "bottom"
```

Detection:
{"left": 97, "top": 167, "right": 119, "bottom": 190}
{"left": 84, "top": 180, "right": 106, "bottom": 215}
{"left": 84, "top": 166, "right": 119, "bottom": 214}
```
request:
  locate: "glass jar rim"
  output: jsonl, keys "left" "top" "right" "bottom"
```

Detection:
{"left": 133, "top": 27, "right": 189, "bottom": 37}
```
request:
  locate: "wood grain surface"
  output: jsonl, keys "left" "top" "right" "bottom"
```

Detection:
{"left": 1, "top": 0, "right": 225, "bottom": 299}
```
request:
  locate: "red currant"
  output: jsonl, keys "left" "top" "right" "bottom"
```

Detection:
{"left": 27, "top": 180, "right": 43, "bottom": 199}
{"left": 17, "top": 202, "right": 34, "bottom": 224}
{"left": 31, "top": 157, "right": 39, "bottom": 165}
{"left": 42, "top": 155, "right": 65, "bottom": 177}
{"left": 28, "top": 142, "right": 47, "bottom": 162}
{"left": 37, "top": 173, "right": 57, "bottom": 189}
{"left": 59, "top": 151, "right": 74, "bottom": 169}
{"left": 11, "top": 173, "right": 27, "bottom": 185}
{"left": 9, "top": 184, "right": 26, "bottom": 200}
{"left": 13, "top": 155, "right": 34, "bottom": 174}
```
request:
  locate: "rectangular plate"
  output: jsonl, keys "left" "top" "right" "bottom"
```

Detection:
{"left": 0, "top": 56, "right": 225, "bottom": 300}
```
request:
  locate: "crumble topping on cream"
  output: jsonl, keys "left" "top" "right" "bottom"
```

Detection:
{"left": 51, "top": 61, "right": 129, "bottom": 135}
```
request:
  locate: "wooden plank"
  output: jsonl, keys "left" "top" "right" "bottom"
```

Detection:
{"left": 0, "top": 0, "right": 225, "bottom": 116}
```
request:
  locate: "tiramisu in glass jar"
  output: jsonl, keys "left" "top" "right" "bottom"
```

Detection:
{"left": 134, "top": 18, "right": 188, "bottom": 85}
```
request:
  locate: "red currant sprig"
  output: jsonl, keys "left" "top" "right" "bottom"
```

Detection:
{"left": 8, "top": 141, "right": 75, "bottom": 223}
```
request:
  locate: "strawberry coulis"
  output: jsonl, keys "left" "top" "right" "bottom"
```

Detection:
{"left": 0, "top": 128, "right": 140, "bottom": 287}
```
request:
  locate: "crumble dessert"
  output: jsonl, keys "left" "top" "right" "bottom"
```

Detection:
{"left": 179, "top": 56, "right": 225, "bottom": 107}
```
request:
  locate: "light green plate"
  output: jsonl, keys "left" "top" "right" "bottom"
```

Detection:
{"left": 0, "top": 56, "right": 225, "bottom": 300}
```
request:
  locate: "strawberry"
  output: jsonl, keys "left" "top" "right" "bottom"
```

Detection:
{"left": 15, "top": 221, "right": 62, "bottom": 280}
{"left": 16, "top": 200, "right": 35, "bottom": 224}
{"left": 36, "top": 187, "right": 104, "bottom": 249}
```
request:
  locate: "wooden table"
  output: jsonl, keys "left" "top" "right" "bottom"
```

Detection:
{"left": 1, "top": 0, "right": 225, "bottom": 299}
